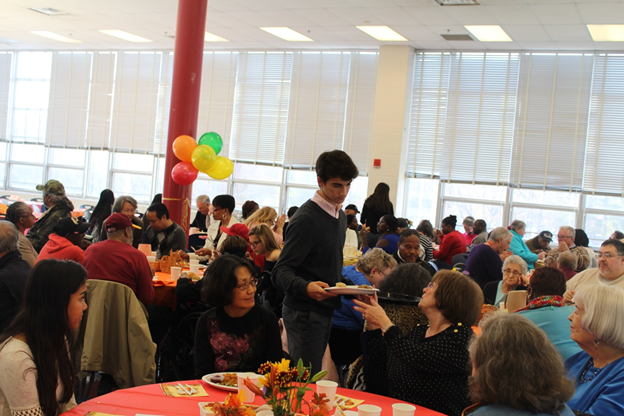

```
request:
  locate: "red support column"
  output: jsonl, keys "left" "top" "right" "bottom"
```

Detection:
{"left": 162, "top": 0, "right": 208, "bottom": 232}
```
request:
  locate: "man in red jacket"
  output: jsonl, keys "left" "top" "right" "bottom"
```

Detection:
{"left": 36, "top": 216, "right": 89, "bottom": 264}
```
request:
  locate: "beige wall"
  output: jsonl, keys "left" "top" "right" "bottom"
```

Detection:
{"left": 366, "top": 45, "right": 414, "bottom": 214}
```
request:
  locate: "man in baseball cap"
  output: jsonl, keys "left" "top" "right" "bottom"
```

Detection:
{"left": 37, "top": 216, "right": 89, "bottom": 264}
{"left": 27, "top": 179, "right": 75, "bottom": 252}
{"left": 82, "top": 213, "right": 154, "bottom": 306}
{"left": 525, "top": 230, "right": 553, "bottom": 254}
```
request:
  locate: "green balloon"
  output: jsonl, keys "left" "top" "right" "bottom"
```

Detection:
{"left": 198, "top": 132, "right": 223, "bottom": 155}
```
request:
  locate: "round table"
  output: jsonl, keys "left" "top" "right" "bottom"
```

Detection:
{"left": 61, "top": 381, "right": 444, "bottom": 416}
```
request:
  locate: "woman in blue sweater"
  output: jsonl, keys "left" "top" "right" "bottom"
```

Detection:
{"left": 360, "top": 215, "right": 400, "bottom": 256}
{"left": 509, "top": 220, "right": 546, "bottom": 270}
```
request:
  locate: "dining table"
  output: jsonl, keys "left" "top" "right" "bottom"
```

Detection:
{"left": 61, "top": 380, "right": 444, "bottom": 416}
{"left": 152, "top": 267, "right": 204, "bottom": 310}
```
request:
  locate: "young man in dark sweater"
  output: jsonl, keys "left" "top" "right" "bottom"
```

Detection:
{"left": 272, "top": 150, "right": 359, "bottom": 374}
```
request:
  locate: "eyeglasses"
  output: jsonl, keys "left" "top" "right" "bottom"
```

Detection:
{"left": 236, "top": 278, "right": 258, "bottom": 291}
{"left": 557, "top": 235, "right": 573, "bottom": 240}
{"left": 597, "top": 253, "right": 622, "bottom": 260}
{"left": 503, "top": 268, "right": 523, "bottom": 277}
{"left": 376, "top": 268, "right": 390, "bottom": 277}
{"left": 250, "top": 240, "right": 261, "bottom": 247}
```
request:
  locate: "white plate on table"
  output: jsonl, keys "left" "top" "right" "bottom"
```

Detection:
{"left": 324, "top": 286, "right": 378, "bottom": 295}
{"left": 201, "top": 372, "right": 239, "bottom": 392}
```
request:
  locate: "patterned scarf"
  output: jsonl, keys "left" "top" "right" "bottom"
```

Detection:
{"left": 516, "top": 295, "right": 565, "bottom": 312}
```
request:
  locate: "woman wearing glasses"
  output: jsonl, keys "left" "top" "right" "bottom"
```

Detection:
{"left": 482, "top": 255, "right": 528, "bottom": 306}
{"left": 194, "top": 255, "right": 283, "bottom": 377}
{"left": 354, "top": 270, "right": 483, "bottom": 416}
{"left": 249, "top": 224, "right": 283, "bottom": 316}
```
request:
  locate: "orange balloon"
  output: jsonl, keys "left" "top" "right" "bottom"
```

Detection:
{"left": 172, "top": 135, "right": 197, "bottom": 162}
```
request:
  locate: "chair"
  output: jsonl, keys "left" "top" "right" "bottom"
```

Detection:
{"left": 73, "top": 280, "right": 156, "bottom": 400}
{"left": 157, "top": 311, "right": 203, "bottom": 382}
{"left": 506, "top": 290, "right": 528, "bottom": 313}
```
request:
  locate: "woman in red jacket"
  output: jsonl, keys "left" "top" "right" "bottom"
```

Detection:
{"left": 433, "top": 215, "right": 466, "bottom": 266}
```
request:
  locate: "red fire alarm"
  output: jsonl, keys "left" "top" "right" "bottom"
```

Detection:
{"left": 373, "top": 158, "right": 381, "bottom": 168}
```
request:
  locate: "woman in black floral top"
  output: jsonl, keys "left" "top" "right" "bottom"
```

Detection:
{"left": 354, "top": 270, "right": 483, "bottom": 416}
{"left": 194, "top": 255, "right": 284, "bottom": 377}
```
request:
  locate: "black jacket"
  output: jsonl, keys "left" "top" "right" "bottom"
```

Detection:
{"left": 0, "top": 251, "right": 31, "bottom": 333}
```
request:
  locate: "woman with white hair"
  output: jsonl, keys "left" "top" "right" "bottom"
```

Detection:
{"left": 566, "top": 285, "right": 624, "bottom": 414}
{"left": 482, "top": 255, "right": 527, "bottom": 306}
{"left": 509, "top": 220, "right": 546, "bottom": 270}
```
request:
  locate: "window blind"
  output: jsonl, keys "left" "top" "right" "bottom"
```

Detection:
{"left": 195, "top": 51, "right": 239, "bottom": 158}
{"left": 406, "top": 52, "right": 451, "bottom": 179}
{"left": 0, "top": 52, "right": 12, "bottom": 142}
{"left": 85, "top": 52, "right": 116, "bottom": 151}
{"left": 46, "top": 52, "right": 92, "bottom": 148}
{"left": 230, "top": 52, "right": 292, "bottom": 165}
{"left": 584, "top": 54, "right": 624, "bottom": 196}
{"left": 509, "top": 53, "right": 593, "bottom": 192}
{"left": 442, "top": 53, "right": 518, "bottom": 185}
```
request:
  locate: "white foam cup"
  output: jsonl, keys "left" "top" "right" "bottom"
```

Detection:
{"left": 237, "top": 373, "right": 259, "bottom": 403}
{"left": 190, "top": 264, "right": 201, "bottom": 274}
{"left": 170, "top": 267, "right": 182, "bottom": 281}
{"left": 358, "top": 405, "right": 382, "bottom": 416}
{"left": 190, "top": 259, "right": 200, "bottom": 265}
{"left": 392, "top": 403, "right": 416, "bottom": 416}
{"left": 316, "top": 380, "right": 338, "bottom": 408}
{"left": 146, "top": 256, "right": 156, "bottom": 263}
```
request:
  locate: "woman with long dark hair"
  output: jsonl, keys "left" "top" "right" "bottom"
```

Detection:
{"left": 0, "top": 259, "right": 87, "bottom": 415}
{"left": 360, "top": 183, "right": 394, "bottom": 248}
{"left": 88, "top": 189, "right": 115, "bottom": 242}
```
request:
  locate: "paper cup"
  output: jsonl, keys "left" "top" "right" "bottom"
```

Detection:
{"left": 358, "top": 405, "right": 382, "bottom": 416}
{"left": 170, "top": 267, "right": 182, "bottom": 281}
{"left": 138, "top": 244, "right": 152, "bottom": 256}
{"left": 392, "top": 403, "right": 416, "bottom": 416}
{"left": 316, "top": 380, "right": 338, "bottom": 408}
{"left": 190, "top": 264, "right": 201, "bottom": 274}
{"left": 146, "top": 256, "right": 156, "bottom": 263}
{"left": 190, "top": 259, "right": 200, "bottom": 265}
{"left": 237, "top": 373, "right": 259, "bottom": 403}
{"left": 151, "top": 251, "right": 157, "bottom": 257}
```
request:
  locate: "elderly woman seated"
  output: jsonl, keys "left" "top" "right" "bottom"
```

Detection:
{"left": 355, "top": 270, "right": 483, "bottom": 416}
{"left": 330, "top": 249, "right": 396, "bottom": 366}
{"left": 557, "top": 251, "right": 578, "bottom": 281}
{"left": 565, "top": 285, "right": 624, "bottom": 414}
{"left": 482, "top": 255, "right": 527, "bottom": 306}
{"left": 464, "top": 312, "right": 575, "bottom": 415}
{"left": 194, "top": 255, "right": 283, "bottom": 377}
{"left": 516, "top": 267, "right": 581, "bottom": 360}
{"left": 509, "top": 220, "right": 546, "bottom": 270}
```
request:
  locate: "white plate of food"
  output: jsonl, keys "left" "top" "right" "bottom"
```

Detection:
{"left": 324, "top": 285, "right": 378, "bottom": 295}
{"left": 201, "top": 372, "right": 239, "bottom": 392}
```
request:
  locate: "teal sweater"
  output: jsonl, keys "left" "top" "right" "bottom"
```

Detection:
{"left": 509, "top": 230, "right": 539, "bottom": 270}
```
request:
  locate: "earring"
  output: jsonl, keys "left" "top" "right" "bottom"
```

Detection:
{"left": 594, "top": 339, "right": 600, "bottom": 350}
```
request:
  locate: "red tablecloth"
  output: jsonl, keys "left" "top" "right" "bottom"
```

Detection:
{"left": 61, "top": 381, "right": 444, "bottom": 416}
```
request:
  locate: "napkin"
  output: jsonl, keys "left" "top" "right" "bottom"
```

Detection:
{"left": 161, "top": 383, "right": 209, "bottom": 397}
{"left": 84, "top": 412, "right": 123, "bottom": 416}
{"left": 334, "top": 394, "right": 364, "bottom": 409}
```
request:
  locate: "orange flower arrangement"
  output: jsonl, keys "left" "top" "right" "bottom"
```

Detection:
{"left": 241, "top": 358, "right": 330, "bottom": 416}
{"left": 210, "top": 390, "right": 257, "bottom": 416}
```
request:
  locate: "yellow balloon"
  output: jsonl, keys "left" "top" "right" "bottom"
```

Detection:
{"left": 206, "top": 156, "right": 234, "bottom": 180}
{"left": 192, "top": 145, "right": 217, "bottom": 172}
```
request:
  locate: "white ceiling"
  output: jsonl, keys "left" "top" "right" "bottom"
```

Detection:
{"left": 1, "top": 0, "right": 624, "bottom": 51}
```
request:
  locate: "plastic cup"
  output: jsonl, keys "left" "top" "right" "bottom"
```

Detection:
{"left": 316, "top": 380, "right": 338, "bottom": 408}
{"left": 190, "top": 264, "right": 201, "bottom": 274}
{"left": 392, "top": 403, "right": 416, "bottom": 416}
{"left": 170, "top": 267, "right": 182, "bottom": 281}
{"left": 237, "top": 373, "right": 259, "bottom": 403}
{"left": 138, "top": 244, "right": 151, "bottom": 256}
{"left": 358, "top": 405, "right": 382, "bottom": 416}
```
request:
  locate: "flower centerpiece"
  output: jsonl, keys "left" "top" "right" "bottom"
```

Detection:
{"left": 242, "top": 358, "right": 330, "bottom": 416}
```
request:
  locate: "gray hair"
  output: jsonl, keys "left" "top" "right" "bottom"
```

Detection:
{"left": 113, "top": 195, "right": 138, "bottom": 213}
{"left": 489, "top": 227, "right": 512, "bottom": 243}
{"left": 196, "top": 195, "right": 211, "bottom": 205}
{"left": 560, "top": 226, "right": 575, "bottom": 239}
{"left": 44, "top": 192, "right": 65, "bottom": 204}
{"left": 0, "top": 221, "right": 20, "bottom": 252}
{"left": 509, "top": 220, "right": 526, "bottom": 232}
{"left": 502, "top": 255, "right": 528, "bottom": 276}
{"left": 355, "top": 248, "right": 397, "bottom": 275}
{"left": 557, "top": 251, "right": 577, "bottom": 270}
{"left": 575, "top": 285, "right": 624, "bottom": 349}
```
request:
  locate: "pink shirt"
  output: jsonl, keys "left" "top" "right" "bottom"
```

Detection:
{"left": 311, "top": 191, "right": 341, "bottom": 219}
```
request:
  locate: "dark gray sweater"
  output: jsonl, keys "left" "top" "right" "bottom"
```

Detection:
{"left": 272, "top": 199, "right": 346, "bottom": 316}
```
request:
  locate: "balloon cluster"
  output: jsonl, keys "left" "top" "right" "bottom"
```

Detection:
{"left": 171, "top": 132, "right": 234, "bottom": 185}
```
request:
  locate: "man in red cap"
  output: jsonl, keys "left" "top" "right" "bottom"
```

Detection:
{"left": 83, "top": 213, "right": 154, "bottom": 305}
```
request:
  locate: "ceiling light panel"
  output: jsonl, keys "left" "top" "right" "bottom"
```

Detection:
{"left": 465, "top": 25, "right": 512, "bottom": 42}
{"left": 587, "top": 25, "right": 624, "bottom": 42}
{"left": 99, "top": 30, "right": 152, "bottom": 43}
{"left": 356, "top": 26, "right": 407, "bottom": 41}
{"left": 31, "top": 31, "right": 81, "bottom": 43}
{"left": 205, "top": 32, "right": 229, "bottom": 42}
{"left": 260, "top": 27, "right": 313, "bottom": 42}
